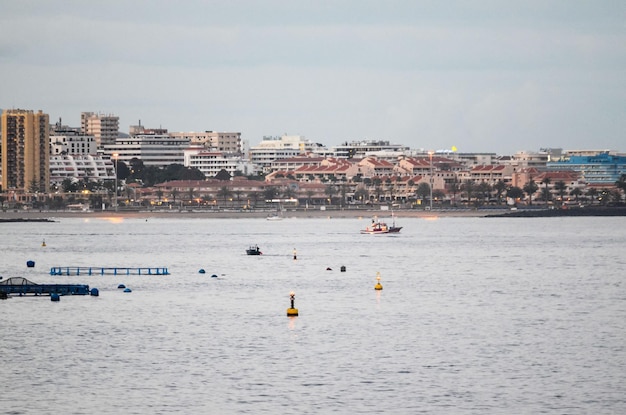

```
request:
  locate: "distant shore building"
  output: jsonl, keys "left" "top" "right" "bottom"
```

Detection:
{"left": 546, "top": 151, "right": 626, "bottom": 185}
{"left": 170, "top": 131, "right": 243, "bottom": 155}
{"left": 330, "top": 140, "right": 410, "bottom": 158}
{"left": 102, "top": 134, "right": 191, "bottom": 167}
{"left": 249, "top": 135, "right": 321, "bottom": 172}
{"left": 183, "top": 146, "right": 256, "bottom": 178}
{"left": 50, "top": 129, "right": 98, "bottom": 156}
{"left": 49, "top": 126, "right": 115, "bottom": 184}
{"left": 81, "top": 112, "right": 119, "bottom": 147}
{"left": 1, "top": 109, "right": 50, "bottom": 193}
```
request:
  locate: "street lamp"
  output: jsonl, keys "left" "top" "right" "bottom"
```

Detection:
{"left": 113, "top": 153, "right": 118, "bottom": 211}
{"left": 428, "top": 151, "right": 434, "bottom": 211}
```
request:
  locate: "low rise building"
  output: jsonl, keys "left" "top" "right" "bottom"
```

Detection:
{"left": 102, "top": 134, "right": 190, "bottom": 167}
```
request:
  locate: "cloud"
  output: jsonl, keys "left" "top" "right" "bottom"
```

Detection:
{"left": 0, "top": 1, "right": 624, "bottom": 155}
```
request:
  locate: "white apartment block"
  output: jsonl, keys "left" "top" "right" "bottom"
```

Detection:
{"left": 102, "top": 135, "right": 190, "bottom": 167}
{"left": 81, "top": 112, "right": 119, "bottom": 147}
{"left": 50, "top": 131, "right": 98, "bottom": 155}
{"left": 184, "top": 146, "right": 257, "bottom": 177}
{"left": 249, "top": 135, "right": 317, "bottom": 172}
{"left": 49, "top": 154, "right": 115, "bottom": 184}
{"left": 330, "top": 140, "right": 410, "bottom": 158}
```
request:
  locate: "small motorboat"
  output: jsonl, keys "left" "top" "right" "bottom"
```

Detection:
{"left": 360, "top": 221, "right": 390, "bottom": 234}
{"left": 246, "top": 245, "right": 262, "bottom": 255}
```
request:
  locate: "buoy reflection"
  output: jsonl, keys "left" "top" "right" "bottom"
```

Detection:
{"left": 288, "top": 316, "right": 297, "bottom": 330}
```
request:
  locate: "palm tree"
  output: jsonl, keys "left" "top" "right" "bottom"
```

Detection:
{"left": 553, "top": 181, "right": 567, "bottom": 206}
{"left": 306, "top": 190, "right": 315, "bottom": 207}
{"left": 586, "top": 188, "right": 598, "bottom": 205}
{"left": 217, "top": 186, "right": 232, "bottom": 207}
{"left": 506, "top": 186, "right": 524, "bottom": 206}
{"left": 462, "top": 180, "right": 476, "bottom": 207}
{"left": 541, "top": 177, "right": 552, "bottom": 204}
{"left": 449, "top": 176, "right": 461, "bottom": 207}
{"left": 493, "top": 180, "right": 507, "bottom": 205}
{"left": 570, "top": 187, "right": 583, "bottom": 203}
{"left": 433, "top": 189, "right": 446, "bottom": 206}
{"left": 476, "top": 182, "right": 491, "bottom": 206}
{"left": 416, "top": 183, "right": 430, "bottom": 206}
{"left": 523, "top": 180, "right": 539, "bottom": 205}
{"left": 324, "top": 184, "right": 337, "bottom": 205}
{"left": 354, "top": 186, "right": 369, "bottom": 205}
{"left": 615, "top": 174, "right": 626, "bottom": 203}
{"left": 263, "top": 187, "right": 278, "bottom": 202}
{"left": 248, "top": 191, "right": 260, "bottom": 209}
{"left": 187, "top": 187, "right": 195, "bottom": 205}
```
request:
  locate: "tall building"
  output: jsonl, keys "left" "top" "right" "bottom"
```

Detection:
{"left": 1, "top": 109, "right": 50, "bottom": 193}
{"left": 81, "top": 112, "right": 119, "bottom": 147}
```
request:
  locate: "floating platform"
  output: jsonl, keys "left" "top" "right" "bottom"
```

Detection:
{"left": 0, "top": 277, "right": 90, "bottom": 296}
{"left": 50, "top": 266, "right": 170, "bottom": 276}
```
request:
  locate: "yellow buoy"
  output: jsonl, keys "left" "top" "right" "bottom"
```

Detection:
{"left": 374, "top": 271, "right": 383, "bottom": 290}
{"left": 287, "top": 291, "right": 299, "bottom": 316}
{"left": 42, "top": 240, "right": 46, "bottom": 247}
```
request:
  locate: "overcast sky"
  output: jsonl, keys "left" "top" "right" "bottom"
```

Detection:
{"left": 1, "top": 0, "right": 624, "bottom": 155}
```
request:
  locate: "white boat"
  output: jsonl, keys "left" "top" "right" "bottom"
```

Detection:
{"left": 360, "top": 220, "right": 390, "bottom": 234}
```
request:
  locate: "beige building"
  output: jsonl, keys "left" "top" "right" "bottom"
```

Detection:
{"left": 81, "top": 112, "right": 119, "bottom": 147}
{"left": 170, "top": 131, "right": 242, "bottom": 155}
{"left": 1, "top": 109, "right": 50, "bottom": 193}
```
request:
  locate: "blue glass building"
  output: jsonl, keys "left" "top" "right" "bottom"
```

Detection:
{"left": 547, "top": 152, "right": 626, "bottom": 185}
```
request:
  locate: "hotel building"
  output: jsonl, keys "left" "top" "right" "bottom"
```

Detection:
{"left": 1, "top": 109, "right": 50, "bottom": 193}
{"left": 49, "top": 129, "right": 114, "bottom": 185}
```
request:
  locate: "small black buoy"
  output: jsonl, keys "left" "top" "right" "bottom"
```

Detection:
{"left": 123, "top": 288, "right": 132, "bottom": 293}
{"left": 51, "top": 293, "right": 60, "bottom": 302}
{"left": 340, "top": 265, "right": 346, "bottom": 272}
{"left": 326, "top": 267, "right": 332, "bottom": 271}
{"left": 211, "top": 274, "right": 218, "bottom": 278}
{"left": 117, "top": 284, "right": 126, "bottom": 289}
{"left": 26, "top": 260, "right": 35, "bottom": 268}
{"left": 199, "top": 269, "right": 206, "bottom": 274}
{"left": 90, "top": 288, "right": 99, "bottom": 296}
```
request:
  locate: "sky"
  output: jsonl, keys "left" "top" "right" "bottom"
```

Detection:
{"left": 1, "top": 0, "right": 624, "bottom": 155}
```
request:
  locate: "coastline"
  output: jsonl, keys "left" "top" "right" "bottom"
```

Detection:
{"left": 0, "top": 207, "right": 495, "bottom": 221}
{"left": 2, "top": 206, "right": 624, "bottom": 221}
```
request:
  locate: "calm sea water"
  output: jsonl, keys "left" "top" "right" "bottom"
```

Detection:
{"left": 1, "top": 215, "right": 625, "bottom": 414}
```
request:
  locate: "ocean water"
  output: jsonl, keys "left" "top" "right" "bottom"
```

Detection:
{"left": 1, "top": 215, "right": 625, "bottom": 414}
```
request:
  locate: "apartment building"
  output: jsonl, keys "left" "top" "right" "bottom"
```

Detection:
{"left": 249, "top": 135, "right": 318, "bottom": 172}
{"left": 81, "top": 112, "right": 119, "bottom": 147}
{"left": 1, "top": 109, "right": 50, "bottom": 193}
{"left": 170, "top": 131, "right": 242, "bottom": 155}
{"left": 183, "top": 146, "right": 256, "bottom": 177}
{"left": 102, "top": 134, "right": 190, "bottom": 167}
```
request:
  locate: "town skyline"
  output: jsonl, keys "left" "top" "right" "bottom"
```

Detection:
{"left": 1, "top": 1, "right": 623, "bottom": 156}
{"left": 3, "top": 106, "right": 624, "bottom": 157}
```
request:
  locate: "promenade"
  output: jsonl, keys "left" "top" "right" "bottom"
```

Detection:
{"left": 0, "top": 207, "right": 499, "bottom": 220}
